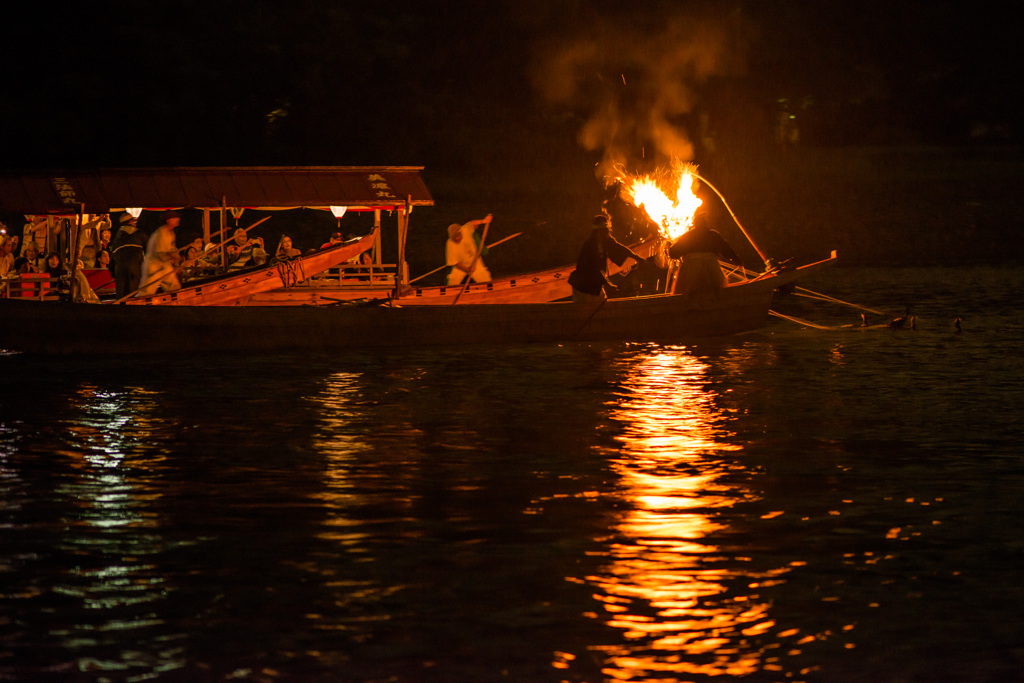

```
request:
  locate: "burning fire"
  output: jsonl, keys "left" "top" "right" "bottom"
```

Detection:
{"left": 617, "top": 162, "right": 703, "bottom": 241}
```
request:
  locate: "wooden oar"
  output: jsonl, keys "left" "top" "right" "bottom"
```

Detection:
{"left": 409, "top": 231, "right": 520, "bottom": 285}
{"left": 727, "top": 260, "right": 886, "bottom": 317}
{"left": 110, "top": 216, "right": 271, "bottom": 304}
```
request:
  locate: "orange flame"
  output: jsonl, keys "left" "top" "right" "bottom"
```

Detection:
{"left": 618, "top": 162, "right": 703, "bottom": 241}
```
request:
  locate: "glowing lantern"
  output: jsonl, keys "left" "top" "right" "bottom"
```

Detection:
{"left": 330, "top": 206, "right": 347, "bottom": 228}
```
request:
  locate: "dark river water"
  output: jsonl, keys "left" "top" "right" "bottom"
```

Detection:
{"left": 2, "top": 266, "right": 1022, "bottom": 682}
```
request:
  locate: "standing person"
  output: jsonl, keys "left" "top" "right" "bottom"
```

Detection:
{"left": 110, "top": 212, "right": 148, "bottom": 298}
{"left": 667, "top": 213, "right": 741, "bottom": 295}
{"left": 568, "top": 214, "right": 648, "bottom": 303}
{"left": 98, "top": 227, "right": 112, "bottom": 253}
{"left": 138, "top": 210, "right": 182, "bottom": 296}
{"left": 445, "top": 214, "right": 492, "bottom": 286}
{"left": 23, "top": 216, "right": 50, "bottom": 254}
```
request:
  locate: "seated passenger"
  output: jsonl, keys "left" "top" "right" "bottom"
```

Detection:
{"left": 227, "top": 229, "right": 268, "bottom": 270}
{"left": 275, "top": 235, "right": 302, "bottom": 261}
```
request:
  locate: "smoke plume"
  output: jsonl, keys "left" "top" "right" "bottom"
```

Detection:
{"left": 531, "top": 9, "right": 749, "bottom": 178}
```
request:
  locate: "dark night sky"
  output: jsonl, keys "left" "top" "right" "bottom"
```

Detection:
{"left": 2, "top": 0, "right": 1020, "bottom": 173}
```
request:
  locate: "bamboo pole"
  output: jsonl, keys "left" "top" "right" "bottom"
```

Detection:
{"left": 410, "top": 232, "right": 521, "bottom": 284}
{"left": 692, "top": 171, "right": 771, "bottom": 268}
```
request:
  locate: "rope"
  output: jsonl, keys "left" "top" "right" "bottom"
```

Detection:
{"left": 792, "top": 287, "right": 886, "bottom": 316}
{"left": 692, "top": 170, "right": 770, "bottom": 268}
{"left": 769, "top": 310, "right": 835, "bottom": 330}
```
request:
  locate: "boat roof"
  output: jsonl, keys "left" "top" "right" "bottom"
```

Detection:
{"left": 0, "top": 166, "right": 434, "bottom": 215}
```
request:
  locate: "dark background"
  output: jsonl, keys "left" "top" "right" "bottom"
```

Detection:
{"left": 2, "top": 0, "right": 1022, "bottom": 271}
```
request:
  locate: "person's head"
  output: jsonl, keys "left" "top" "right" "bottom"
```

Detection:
{"left": 279, "top": 235, "right": 293, "bottom": 250}
{"left": 447, "top": 223, "right": 462, "bottom": 242}
{"left": 23, "top": 241, "right": 39, "bottom": 258}
{"left": 691, "top": 211, "right": 710, "bottom": 231}
{"left": 120, "top": 212, "right": 137, "bottom": 227}
{"left": 233, "top": 228, "right": 248, "bottom": 246}
{"left": 47, "top": 252, "right": 60, "bottom": 268}
{"left": 101, "top": 228, "right": 112, "bottom": 242}
{"left": 592, "top": 214, "right": 612, "bottom": 231}
{"left": 98, "top": 250, "right": 110, "bottom": 266}
{"left": 163, "top": 210, "right": 181, "bottom": 228}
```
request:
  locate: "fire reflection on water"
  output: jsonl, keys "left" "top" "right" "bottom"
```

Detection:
{"left": 583, "top": 348, "right": 790, "bottom": 679}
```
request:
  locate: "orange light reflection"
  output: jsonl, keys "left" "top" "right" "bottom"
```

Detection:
{"left": 582, "top": 349, "right": 788, "bottom": 679}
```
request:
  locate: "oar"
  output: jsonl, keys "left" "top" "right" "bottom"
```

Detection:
{"left": 727, "top": 260, "right": 886, "bottom": 317}
{"left": 409, "top": 231, "right": 520, "bottom": 285}
{"left": 791, "top": 287, "right": 886, "bottom": 316}
{"left": 572, "top": 296, "right": 607, "bottom": 338}
{"left": 452, "top": 219, "right": 490, "bottom": 304}
{"left": 110, "top": 216, "right": 271, "bottom": 303}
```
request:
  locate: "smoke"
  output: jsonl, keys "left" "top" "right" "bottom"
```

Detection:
{"left": 531, "top": 9, "right": 750, "bottom": 179}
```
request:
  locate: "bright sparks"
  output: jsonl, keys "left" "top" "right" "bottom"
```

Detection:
{"left": 618, "top": 162, "right": 703, "bottom": 240}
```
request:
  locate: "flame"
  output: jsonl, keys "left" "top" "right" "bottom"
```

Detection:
{"left": 618, "top": 162, "right": 703, "bottom": 240}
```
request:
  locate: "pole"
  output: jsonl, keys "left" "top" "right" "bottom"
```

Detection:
{"left": 409, "top": 232, "right": 521, "bottom": 284}
{"left": 692, "top": 171, "right": 771, "bottom": 269}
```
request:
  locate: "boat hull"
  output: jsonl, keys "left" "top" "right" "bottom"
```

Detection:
{"left": 124, "top": 231, "right": 378, "bottom": 306}
{"left": 0, "top": 253, "right": 835, "bottom": 355}
{"left": 248, "top": 238, "right": 663, "bottom": 306}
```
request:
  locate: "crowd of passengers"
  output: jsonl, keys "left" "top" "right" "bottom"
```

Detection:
{"left": 0, "top": 212, "right": 364, "bottom": 300}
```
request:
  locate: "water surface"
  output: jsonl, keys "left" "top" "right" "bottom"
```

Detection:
{"left": 2, "top": 266, "right": 1022, "bottom": 681}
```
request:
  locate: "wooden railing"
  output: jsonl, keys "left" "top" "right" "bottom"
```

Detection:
{"left": 0, "top": 269, "right": 115, "bottom": 300}
{"left": 1, "top": 273, "right": 60, "bottom": 300}
{"left": 314, "top": 263, "right": 397, "bottom": 286}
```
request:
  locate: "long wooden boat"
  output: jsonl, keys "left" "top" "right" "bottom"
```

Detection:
{"left": 247, "top": 237, "right": 663, "bottom": 306}
{"left": 124, "top": 231, "right": 377, "bottom": 306}
{"left": 0, "top": 251, "right": 836, "bottom": 355}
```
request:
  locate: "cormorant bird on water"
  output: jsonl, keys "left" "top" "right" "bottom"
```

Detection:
{"left": 888, "top": 305, "right": 913, "bottom": 330}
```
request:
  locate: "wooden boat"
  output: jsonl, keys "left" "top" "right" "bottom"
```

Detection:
{"left": 0, "top": 166, "right": 433, "bottom": 306}
{"left": 247, "top": 237, "right": 663, "bottom": 307}
{"left": 0, "top": 251, "right": 836, "bottom": 355}
{"left": 124, "top": 231, "right": 377, "bottom": 306}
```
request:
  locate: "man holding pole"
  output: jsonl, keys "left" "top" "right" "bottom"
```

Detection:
{"left": 445, "top": 214, "right": 492, "bottom": 286}
{"left": 138, "top": 210, "right": 182, "bottom": 295}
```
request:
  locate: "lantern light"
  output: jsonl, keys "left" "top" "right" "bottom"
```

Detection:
{"left": 330, "top": 206, "right": 347, "bottom": 227}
